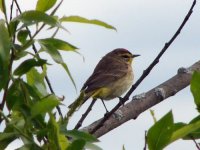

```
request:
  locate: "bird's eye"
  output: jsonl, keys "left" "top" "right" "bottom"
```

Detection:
{"left": 122, "top": 55, "right": 129, "bottom": 58}
{"left": 122, "top": 55, "right": 130, "bottom": 61}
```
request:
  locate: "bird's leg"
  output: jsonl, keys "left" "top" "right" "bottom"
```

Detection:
{"left": 101, "top": 99, "right": 109, "bottom": 113}
{"left": 118, "top": 97, "right": 125, "bottom": 106}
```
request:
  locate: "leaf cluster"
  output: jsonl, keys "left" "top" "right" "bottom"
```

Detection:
{"left": 0, "top": 0, "right": 115, "bottom": 149}
{"left": 147, "top": 71, "right": 200, "bottom": 150}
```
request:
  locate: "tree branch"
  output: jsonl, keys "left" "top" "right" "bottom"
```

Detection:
{"left": 89, "top": 0, "right": 197, "bottom": 134}
{"left": 74, "top": 99, "right": 97, "bottom": 130}
{"left": 82, "top": 60, "right": 200, "bottom": 137}
{"left": 191, "top": 136, "right": 200, "bottom": 150}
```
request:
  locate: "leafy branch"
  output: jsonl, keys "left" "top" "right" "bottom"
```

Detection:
{"left": 13, "top": 0, "right": 65, "bottom": 119}
{"left": 0, "top": 0, "right": 115, "bottom": 149}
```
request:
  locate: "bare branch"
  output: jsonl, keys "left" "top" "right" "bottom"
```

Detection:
{"left": 143, "top": 131, "right": 147, "bottom": 150}
{"left": 89, "top": 0, "right": 197, "bottom": 134}
{"left": 74, "top": 99, "right": 97, "bottom": 130}
{"left": 82, "top": 60, "right": 200, "bottom": 137}
{"left": 10, "top": 0, "right": 15, "bottom": 21}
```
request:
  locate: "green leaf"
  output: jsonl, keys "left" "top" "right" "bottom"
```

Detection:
{"left": 0, "top": 0, "right": 3, "bottom": 12}
{"left": 19, "top": 39, "right": 35, "bottom": 52}
{"left": 189, "top": 115, "right": 200, "bottom": 124}
{"left": 39, "top": 38, "right": 78, "bottom": 51}
{"left": 147, "top": 111, "right": 174, "bottom": 150}
{"left": 60, "top": 16, "right": 116, "bottom": 31}
{"left": 61, "top": 63, "right": 77, "bottom": 91}
{"left": 26, "top": 67, "right": 48, "bottom": 97}
{"left": 191, "top": 71, "right": 200, "bottom": 112}
{"left": 9, "top": 20, "right": 19, "bottom": 37}
{"left": 16, "top": 144, "right": 42, "bottom": 150}
{"left": 183, "top": 115, "right": 200, "bottom": 140}
{"left": 39, "top": 39, "right": 64, "bottom": 63}
{"left": 170, "top": 119, "right": 200, "bottom": 143}
{"left": 6, "top": 79, "right": 33, "bottom": 112}
{"left": 47, "top": 113, "right": 69, "bottom": 150}
{"left": 0, "top": 132, "right": 17, "bottom": 141}
{"left": 0, "top": 20, "right": 11, "bottom": 61}
{"left": 36, "top": 0, "right": 57, "bottom": 12}
{"left": 0, "top": 0, "right": 2, "bottom": 12}
{"left": 0, "top": 132, "right": 18, "bottom": 150}
{"left": 172, "top": 122, "right": 186, "bottom": 133}
{"left": 17, "top": 30, "right": 29, "bottom": 44}
{"left": 67, "top": 139, "right": 86, "bottom": 150}
{"left": 0, "top": 19, "right": 11, "bottom": 90}
{"left": 58, "top": 134, "right": 69, "bottom": 150}
{"left": 47, "top": 114, "right": 59, "bottom": 150}
{"left": 14, "top": 58, "right": 47, "bottom": 76}
{"left": 22, "top": 81, "right": 41, "bottom": 101}
{"left": 38, "top": 40, "right": 77, "bottom": 90}
{"left": 8, "top": 111, "right": 25, "bottom": 128}
{"left": 65, "top": 130, "right": 98, "bottom": 142}
{"left": 0, "top": 116, "right": 18, "bottom": 149}
{"left": 31, "top": 95, "right": 60, "bottom": 117}
{"left": 85, "top": 143, "right": 102, "bottom": 150}
{"left": 0, "top": 0, "right": 6, "bottom": 13}
{"left": 14, "top": 46, "right": 29, "bottom": 61}
{"left": 12, "top": 10, "right": 60, "bottom": 27}
{"left": 6, "top": 79, "right": 24, "bottom": 110}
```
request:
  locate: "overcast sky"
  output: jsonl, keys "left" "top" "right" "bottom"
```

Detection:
{"left": 1, "top": 0, "right": 200, "bottom": 150}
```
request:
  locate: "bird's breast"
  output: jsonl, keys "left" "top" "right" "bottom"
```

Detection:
{"left": 104, "top": 69, "right": 134, "bottom": 100}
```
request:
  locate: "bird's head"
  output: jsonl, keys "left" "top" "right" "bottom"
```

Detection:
{"left": 108, "top": 48, "right": 140, "bottom": 64}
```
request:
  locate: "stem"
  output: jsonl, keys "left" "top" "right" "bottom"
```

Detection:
{"left": 191, "top": 136, "right": 200, "bottom": 150}
{"left": 143, "top": 131, "right": 147, "bottom": 150}
{"left": 10, "top": 0, "right": 15, "bottom": 21}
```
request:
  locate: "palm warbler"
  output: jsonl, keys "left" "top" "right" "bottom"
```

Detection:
{"left": 68, "top": 48, "right": 140, "bottom": 108}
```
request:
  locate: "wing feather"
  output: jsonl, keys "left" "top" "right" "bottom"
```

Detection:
{"left": 81, "top": 55, "right": 128, "bottom": 93}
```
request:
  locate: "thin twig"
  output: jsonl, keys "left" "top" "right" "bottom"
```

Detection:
{"left": 143, "top": 131, "right": 147, "bottom": 150}
{"left": 74, "top": 99, "right": 97, "bottom": 130}
{"left": 191, "top": 136, "right": 200, "bottom": 150}
{"left": 51, "top": 0, "right": 64, "bottom": 16}
{"left": 13, "top": 0, "right": 64, "bottom": 119}
{"left": 10, "top": 0, "right": 15, "bottom": 21}
{"left": 89, "top": 0, "right": 197, "bottom": 134}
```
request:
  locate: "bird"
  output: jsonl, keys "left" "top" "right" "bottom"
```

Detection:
{"left": 68, "top": 48, "right": 140, "bottom": 110}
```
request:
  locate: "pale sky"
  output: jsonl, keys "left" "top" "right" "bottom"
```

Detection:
{"left": 1, "top": 0, "right": 200, "bottom": 150}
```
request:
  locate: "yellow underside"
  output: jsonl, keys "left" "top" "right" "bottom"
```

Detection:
{"left": 90, "top": 87, "right": 111, "bottom": 99}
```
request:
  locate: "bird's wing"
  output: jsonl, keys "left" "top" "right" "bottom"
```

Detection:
{"left": 81, "top": 56, "right": 128, "bottom": 93}
{"left": 82, "top": 71, "right": 127, "bottom": 93}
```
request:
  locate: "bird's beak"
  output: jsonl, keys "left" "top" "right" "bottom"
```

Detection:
{"left": 132, "top": 54, "right": 140, "bottom": 58}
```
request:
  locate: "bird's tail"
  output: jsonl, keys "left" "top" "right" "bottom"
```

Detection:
{"left": 68, "top": 92, "right": 90, "bottom": 109}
